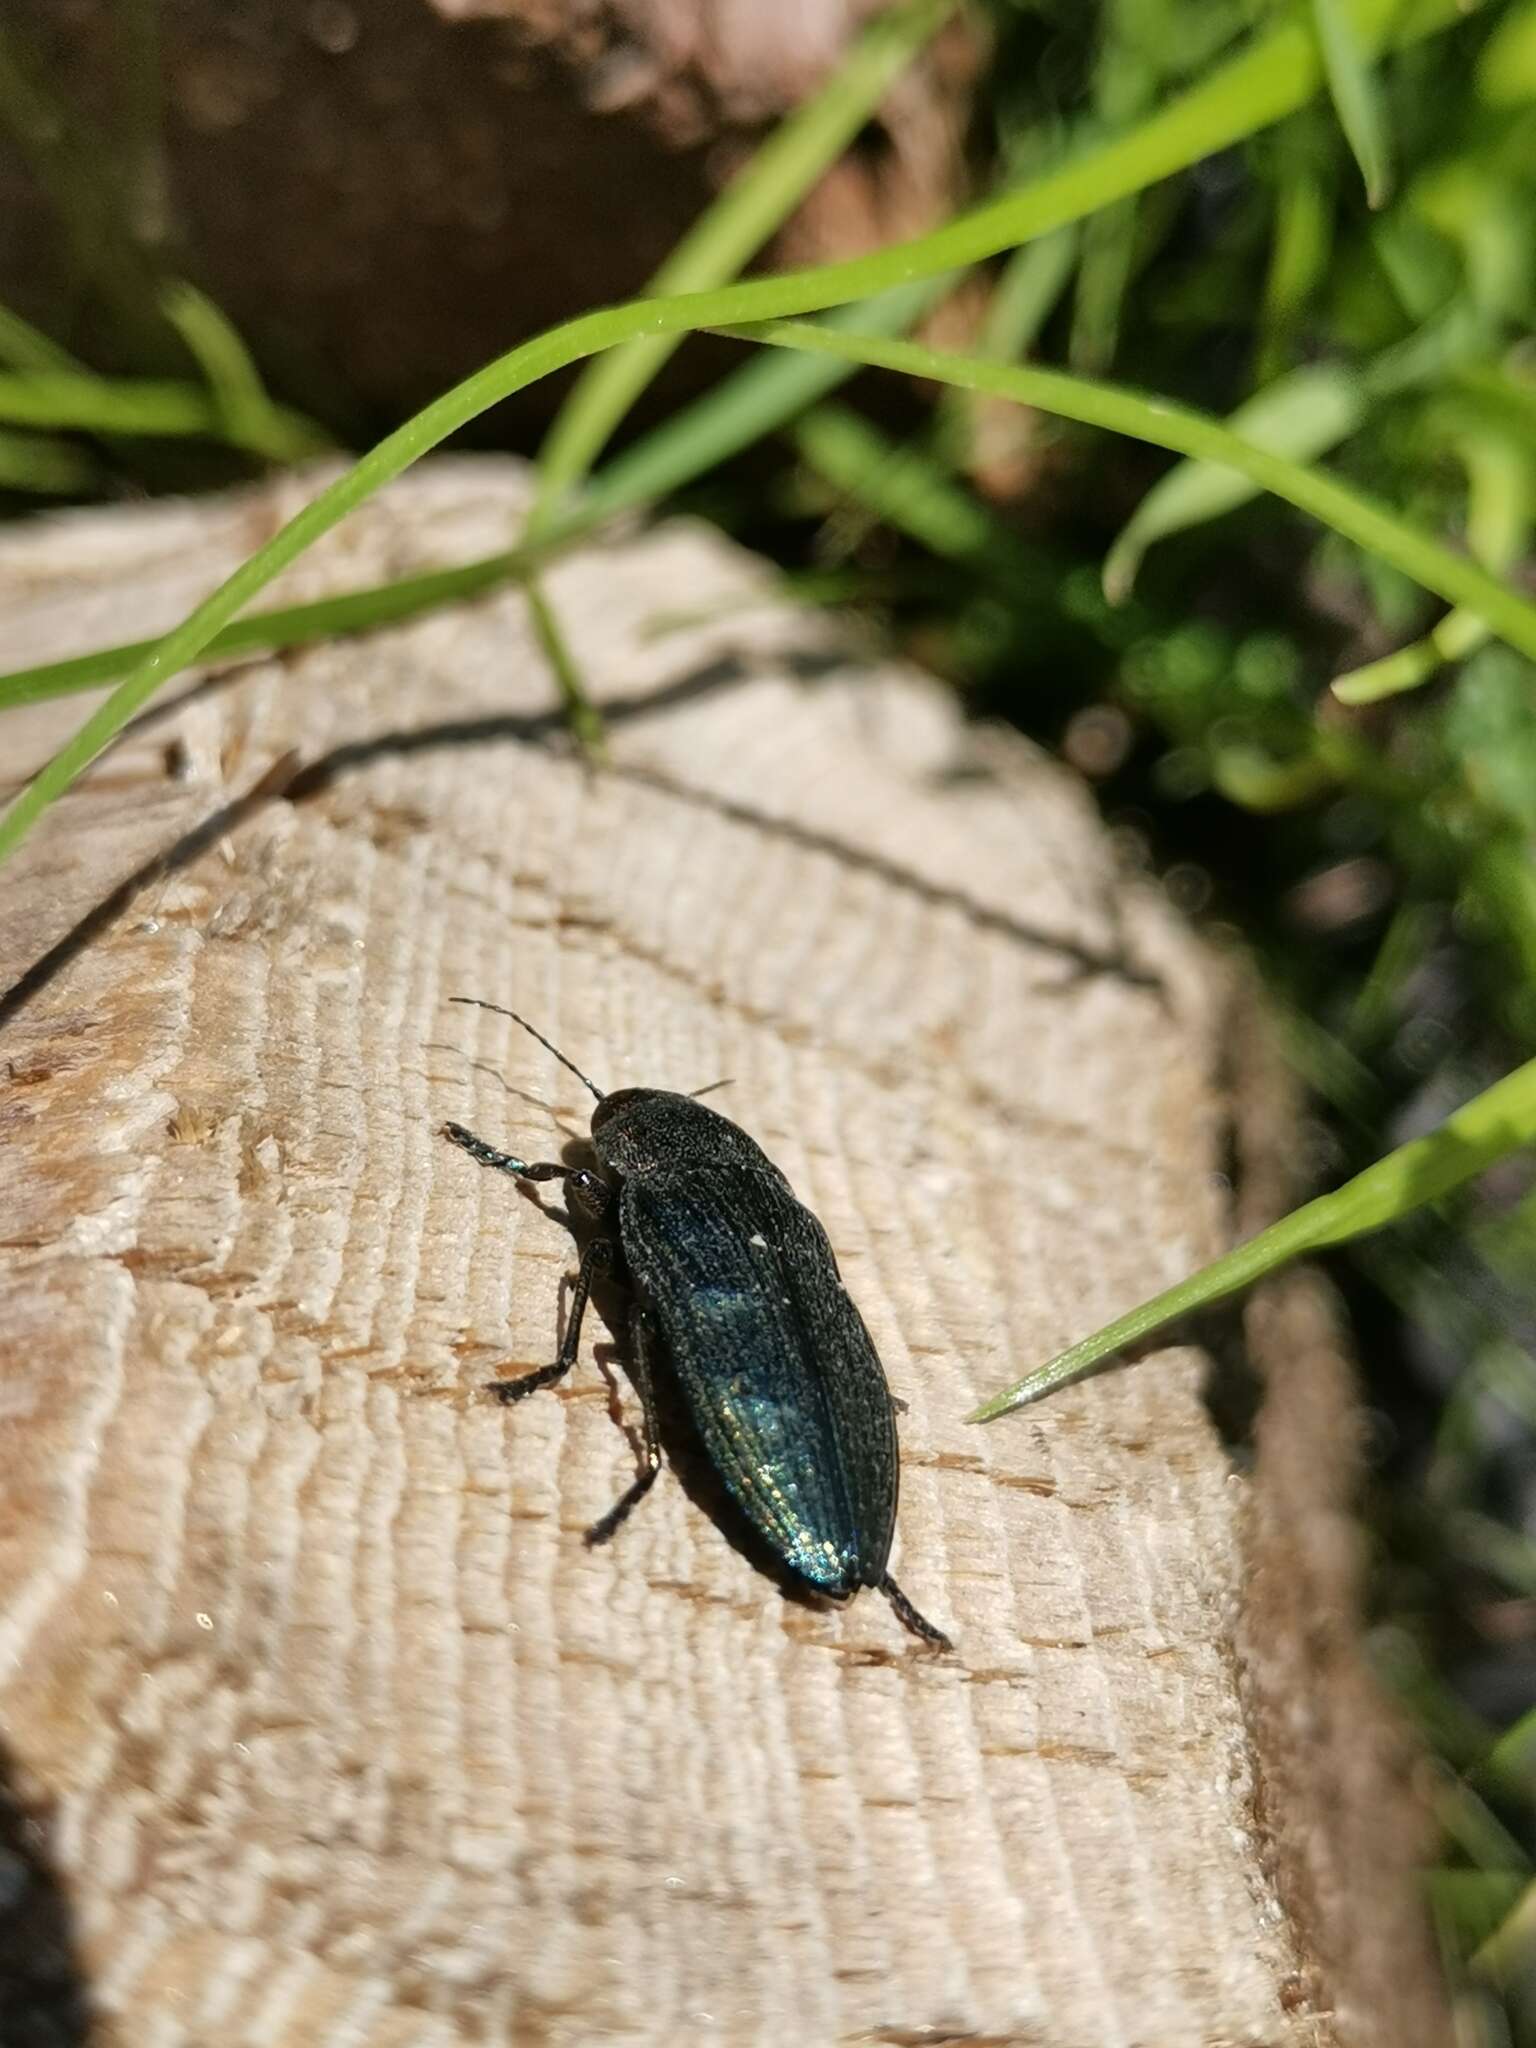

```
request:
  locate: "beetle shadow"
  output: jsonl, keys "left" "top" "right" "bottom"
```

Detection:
{"left": 0, "top": 1758, "right": 95, "bottom": 2045}
{"left": 500, "top": 1131, "right": 847, "bottom": 1626}
{"left": 423, "top": 1044, "right": 590, "bottom": 1146}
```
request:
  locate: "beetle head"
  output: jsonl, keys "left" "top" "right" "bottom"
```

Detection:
{"left": 589, "top": 1086, "right": 645, "bottom": 1132}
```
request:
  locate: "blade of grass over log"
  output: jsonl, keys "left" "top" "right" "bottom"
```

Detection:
{"left": 0, "top": 548, "right": 570, "bottom": 710}
{"left": 728, "top": 321, "right": 1536, "bottom": 659}
{"left": 969, "top": 1054, "right": 1536, "bottom": 1422}
{"left": 524, "top": 579, "right": 605, "bottom": 757}
{"left": 581, "top": 276, "right": 955, "bottom": 520}
{"left": 532, "top": 0, "right": 958, "bottom": 521}
{"left": 0, "top": 282, "right": 950, "bottom": 714}
{"left": 0, "top": 0, "right": 1480, "bottom": 871}
{"left": 0, "top": 283, "right": 989, "bottom": 704}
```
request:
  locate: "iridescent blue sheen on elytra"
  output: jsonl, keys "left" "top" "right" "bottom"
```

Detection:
{"left": 608, "top": 1109, "right": 897, "bottom": 1600}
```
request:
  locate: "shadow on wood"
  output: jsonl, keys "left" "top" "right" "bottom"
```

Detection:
{"left": 0, "top": 1764, "right": 93, "bottom": 2048}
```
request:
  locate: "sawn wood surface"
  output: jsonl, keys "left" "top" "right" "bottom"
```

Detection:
{"left": 0, "top": 462, "right": 1439, "bottom": 2046}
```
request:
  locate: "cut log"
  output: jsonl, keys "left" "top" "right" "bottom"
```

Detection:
{"left": 0, "top": 462, "right": 1442, "bottom": 2045}
{"left": 0, "top": 0, "right": 974, "bottom": 425}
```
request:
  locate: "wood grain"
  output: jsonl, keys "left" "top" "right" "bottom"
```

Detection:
{"left": 0, "top": 463, "right": 1435, "bottom": 2045}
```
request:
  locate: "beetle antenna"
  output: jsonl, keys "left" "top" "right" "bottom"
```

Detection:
{"left": 448, "top": 997, "right": 606, "bottom": 1102}
{"left": 689, "top": 1077, "right": 734, "bottom": 1100}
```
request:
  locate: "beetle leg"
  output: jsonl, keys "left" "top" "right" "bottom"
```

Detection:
{"left": 879, "top": 1573, "right": 953, "bottom": 1652}
{"left": 486, "top": 1234, "right": 616, "bottom": 1404}
{"left": 584, "top": 1302, "right": 664, "bottom": 1548}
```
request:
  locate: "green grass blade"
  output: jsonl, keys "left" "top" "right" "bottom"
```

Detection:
{"left": 0, "top": 284, "right": 951, "bottom": 714}
{"left": 523, "top": 578, "right": 605, "bottom": 757}
{"left": 0, "top": 302, "right": 81, "bottom": 373}
{"left": 1484, "top": 1703, "right": 1536, "bottom": 1801}
{"left": 1427, "top": 1873, "right": 1531, "bottom": 1958}
{"left": 792, "top": 401, "right": 1058, "bottom": 601}
{"left": 980, "top": 226, "right": 1080, "bottom": 363}
{"left": 0, "top": 371, "right": 240, "bottom": 437}
{"left": 0, "top": 371, "right": 208, "bottom": 433}
{"left": 0, "top": 547, "right": 568, "bottom": 710}
{"left": 1455, "top": 361, "right": 1536, "bottom": 442}
{"left": 160, "top": 281, "right": 330, "bottom": 462}
{"left": 0, "top": 0, "right": 1478, "bottom": 869}
{"left": 1469, "top": 1880, "right": 1536, "bottom": 1981}
{"left": 533, "top": 0, "right": 957, "bottom": 518}
{"left": 1103, "top": 363, "right": 1367, "bottom": 601}
{"left": 1311, "top": 0, "right": 1393, "bottom": 206}
{"left": 117, "top": 0, "right": 168, "bottom": 250}
{"left": 794, "top": 401, "right": 1003, "bottom": 561}
{"left": 1071, "top": 195, "right": 1139, "bottom": 375}
{"left": 0, "top": 426, "right": 101, "bottom": 494}
{"left": 934, "top": 225, "right": 1078, "bottom": 463}
{"left": 1331, "top": 605, "right": 1490, "bottom": 704}
{"left": 969, "top": 1053, "right": 1536, "bottom": 1422}
{"left": 1333, "top": 422, "right": 1531, "bottom": 701}
{"left": 1257, "top": 125, "right": 1333, "bottom": 382}
{"left": 1475, "top": 0, "right": 1536, "bottom": 103}
{"left": 582, "top": 276, "right": 955, "bottom": 521}
{"left": 1434, "top": 1772, "right": 1532, "bottom": 1876}
{"left": 730, "top": 320, "right": 1536, "bottom": 659}
{"left": 161, "top": 281, "right": 267, "bottom": 434}
{"left": 0, "top": 365, "right": 328, "bottom": 456}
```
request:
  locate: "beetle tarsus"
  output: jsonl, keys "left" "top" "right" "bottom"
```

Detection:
{"left": 487, "top": 1360, "right": 571, "bottom": 1403}
{"left": 442, "top": 1120, "right": 570, "bottom": 1182}
{"left": 583, "top": 1461, "right": 661, "bottom": 1547}
{"left": 879, "top": 1573, "right": 953, "bottom": 1652}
